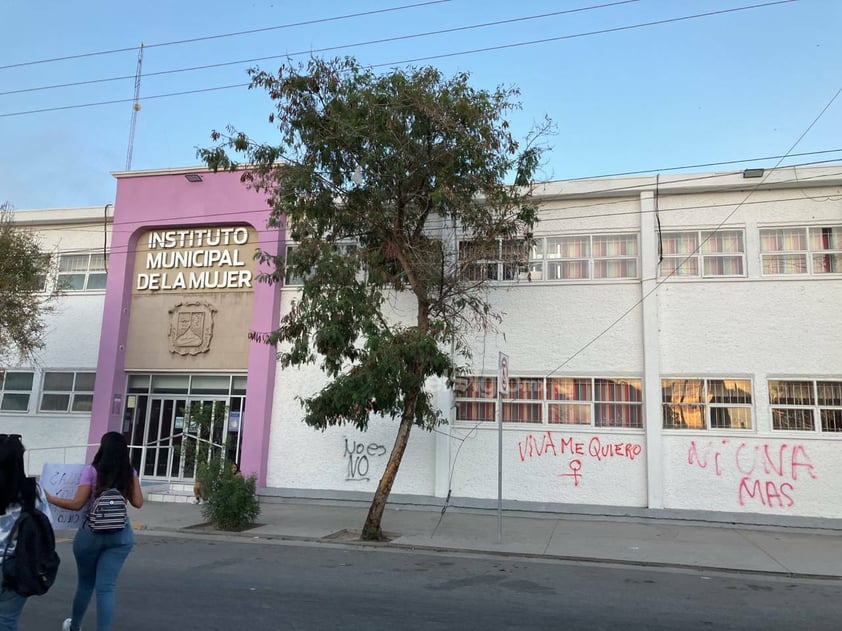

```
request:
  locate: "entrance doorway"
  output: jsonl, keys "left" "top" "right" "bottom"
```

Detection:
{"left": 122, "top": 374, "right": 246, "bottom": 483}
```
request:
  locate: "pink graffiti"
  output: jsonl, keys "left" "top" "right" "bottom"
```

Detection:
{"left": 687, "top": 440, "right": 817, "bottom": 509}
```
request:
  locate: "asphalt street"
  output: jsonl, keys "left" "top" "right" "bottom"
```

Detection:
{"left": 18, "top": 534, "right": 842, "bottom": 630}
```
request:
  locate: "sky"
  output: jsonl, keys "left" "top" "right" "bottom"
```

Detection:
{"left": 2, "top": 0, "right": 840, "bottom": 210}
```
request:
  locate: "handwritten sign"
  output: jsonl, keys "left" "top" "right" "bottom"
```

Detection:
{"left": 40, "top": 463, "right": 87, "bottom": 530}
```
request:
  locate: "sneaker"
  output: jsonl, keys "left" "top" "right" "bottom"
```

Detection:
{"left": 62, "top": 619, "right": 79, "bottom": 631}
{"left": 192, "top": 497, "right": 200, "bottom": 505}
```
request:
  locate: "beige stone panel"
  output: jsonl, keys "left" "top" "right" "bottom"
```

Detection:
{"left": 125, "top": 291, "right": 254, "bottom": 370}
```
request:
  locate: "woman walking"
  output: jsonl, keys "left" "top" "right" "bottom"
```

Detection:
{"left": 47, "top": 432, "right": 143, "bottom": 631}
{"left": 0, "top": 433, "right": 54, "bottom": 631}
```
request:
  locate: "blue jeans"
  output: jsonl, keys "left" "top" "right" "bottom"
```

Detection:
{"left": 68, "top": 523, "right": 134, "bottom": 631}
{"left": 0, "top": 575, "right": 26, "bottom": 631}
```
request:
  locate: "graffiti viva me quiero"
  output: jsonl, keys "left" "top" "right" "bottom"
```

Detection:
{"left": 136, "top": 228, "right": 254, "bottom": 291}
{"left": 518, "top": 433, "right": 643, "bottom": 463}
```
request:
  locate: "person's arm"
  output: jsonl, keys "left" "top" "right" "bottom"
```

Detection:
{"left": 46, "top": 484, "right": 91, "bottom": 512}
{"left": 35, "top": 484, "right": 56, "bottom": 526}
{"left": 128, "top": 475, "right": 143, "bottom": 509}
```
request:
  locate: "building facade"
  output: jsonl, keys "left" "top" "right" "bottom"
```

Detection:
{"left": 5, "top": 165, "right": 841, "bottom": 522}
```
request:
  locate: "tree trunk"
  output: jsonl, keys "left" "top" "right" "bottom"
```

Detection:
{"left": 361, "top": 403, "right": 417, "bottom": 541}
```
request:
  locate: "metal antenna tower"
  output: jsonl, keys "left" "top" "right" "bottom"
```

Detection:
{"left": 125, "top": 43, "right": 144, "bottom": 171}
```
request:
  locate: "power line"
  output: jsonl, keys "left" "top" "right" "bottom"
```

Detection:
{"left": 369, "top": 0, "right": 796, "bottom": 68}
{"left": 543, "top": 83, "right": 842, "bottom": 378}
{"left": 0, "top": 2, "right": 639, "bottom": 97}
{"left": 0, "top": 1, "right": 451, "bottom": 71}
{"left": 0, "top": 0, "right": 797, "bottom": 119}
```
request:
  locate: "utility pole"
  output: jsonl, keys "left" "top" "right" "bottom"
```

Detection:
{"left": 125, "top": 43, "right": 144, "bottom": 171}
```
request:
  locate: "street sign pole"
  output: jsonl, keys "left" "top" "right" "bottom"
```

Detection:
{"left": 497, "top": 352, "right": 509, "bottom": 544}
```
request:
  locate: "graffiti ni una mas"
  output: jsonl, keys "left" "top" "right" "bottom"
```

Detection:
{"left": 517, "top": 431, "right": 643, "bottom": 488}
{"left": 687, "top": 440, "right": 817, "bottom": 509}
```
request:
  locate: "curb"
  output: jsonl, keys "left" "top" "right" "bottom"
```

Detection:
{"left": 130, "top": 524, "right": 842, "bottom": 582}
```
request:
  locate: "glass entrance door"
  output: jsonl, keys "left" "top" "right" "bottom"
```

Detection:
{"left": 139, "top": 397, "right": 227, "bottom": 481}
{"left": 122, "top": 374, "right": 247, "bottom": 482}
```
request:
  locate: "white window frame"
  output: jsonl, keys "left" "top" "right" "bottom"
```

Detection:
{"left": 528, "top": 233, "right": 639, "bottom": 282}
{"left": 39, "top": 371, "right": 96, "bottom": 413}
{"left": 459, "top": 238, "right": 528, "bottom": 282}
{"left": 57, "top": 252, "right": 108, "bottom": 291}
{"left": 760, "top": 225, "right": 842, "bottom": 276}
{"left": 0, "top": 370, "right": 35, "bottom": 413}
{"left": 661, "top": 378, "right": 754, "bottom": 430}
{"left": 769, "top": 379, "right": 842, "bottom": 433}
{"left": 659, "top": 229, "right": 746, "bottom": 278}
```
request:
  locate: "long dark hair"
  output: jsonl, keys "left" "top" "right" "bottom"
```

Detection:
{"left": 91, "top": 431, "right": 134, "bottom": 498}
{"left": 0, "top": 434, "right": 36, "bottom": 515}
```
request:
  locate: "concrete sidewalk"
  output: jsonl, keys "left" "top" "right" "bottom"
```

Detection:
{"left": 120, "top": 497, "right": 842, "bottom": 580}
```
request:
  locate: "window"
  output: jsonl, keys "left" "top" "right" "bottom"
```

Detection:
{"left": 459, "top": 239, "right": 528, "bottom": 282}
{"left": 455, "top": 375, "right": 643, "bottom": 428}
{"left": 528, "top": 233, "right": 638, "bottom": 281}
{"left": 760, "top": 226, "right": 842, "bottom": 275}
{"left": 0, "top": 371, "right": 34, "bottom": 412}
{"left": 548, "top": 377, "right": 643, "bottom": 428}
{"left": 57, "top": 252, "right": 107, "bottom": 291}
{"left": 659, "top": 229, "right": 745, "bottom": 278}
{"left": 769, "top": 379, "right": 842, "bottom": 432}
{"left": 662, "top": 378, "right": 753, "bottom": 429}
{"left": 40, "top": 371, "right": 95, "bottom": 413}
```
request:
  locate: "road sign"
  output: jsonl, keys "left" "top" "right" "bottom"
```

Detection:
{"left": 498, "top": 352, "right": 509, "bottom": 395}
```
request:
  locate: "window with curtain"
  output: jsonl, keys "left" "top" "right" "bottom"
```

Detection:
{"left": 661, "top": 378, "right": 753, "bottom": 430}
{"left": 455, "top": 375, "right": 643, "bottom": 428}
{"left": 528, "top": 233, "right": 639, "bottom": 281}
{"left": 760, "top": 226, "right": 842, "bottom": 275}
{"left": 659, "top": 229, "right": 745, "bottom": 278}
{"left": 57, "top": 252, "right": 108, "bottom": 291}
{"left": 0, "top": 371, "right": 35, "bottom": 412}
{"left": 769, "top": 379, "right": 842, "bottom": 432}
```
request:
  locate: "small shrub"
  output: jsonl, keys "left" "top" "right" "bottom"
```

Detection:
{"left": 202, "top": 465, "right": 261, "bottom": 531}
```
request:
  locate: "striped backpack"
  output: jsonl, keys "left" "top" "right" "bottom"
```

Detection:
{"left": 88, "top": 488, "right": 128, "bottom": 533}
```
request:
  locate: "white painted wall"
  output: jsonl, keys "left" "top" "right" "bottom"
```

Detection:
{"left": 4, "top": 210, "right": 108, "bottom": 473}
{"left": 266, "top": 290, "right": 438, "bottom": 496}
{"left": 663, "top": 435, "right": 832, "bottom": 518}
{"left": 446, "top": 427, "right": 647, "bottom": 506}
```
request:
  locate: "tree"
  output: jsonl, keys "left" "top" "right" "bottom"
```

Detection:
{"left": 200, "top": 56, "right": 549, "bottom": 540}
{"left": 0, "top": 202, "right": 55, "bottom": 363}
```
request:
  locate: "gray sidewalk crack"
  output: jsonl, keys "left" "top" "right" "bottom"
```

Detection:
{"left": 734, "top": 528, "right": 792, "bottom": 574}
{"left": 542, "top": 518, "right": 562, "bottom": 556}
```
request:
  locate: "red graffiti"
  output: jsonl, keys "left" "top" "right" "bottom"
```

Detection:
{"left": 517, "top": 432, "right": 642, "bottom": 463}
{"left": 559, "top": 459, "right": 583, "bottom": 487}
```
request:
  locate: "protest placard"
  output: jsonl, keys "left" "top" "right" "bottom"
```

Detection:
{"left": 40, "top": 463, "right": 87, "bottom": 530}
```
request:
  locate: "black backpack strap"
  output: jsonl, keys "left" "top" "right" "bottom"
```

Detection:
{"left": 19, "top": 478, "right": 37, "bottom": 513}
